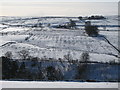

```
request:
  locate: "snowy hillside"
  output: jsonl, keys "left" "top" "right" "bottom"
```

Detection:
{"left": 0, "top": 16, "right": 119, "bottom": 82}
{"left": 0, "top": 29, "right": 118, "bottom": 62}
{"left": 0, "top": 16, "right": 119, "bottom": 63}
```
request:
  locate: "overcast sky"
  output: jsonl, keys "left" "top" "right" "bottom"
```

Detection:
{"left": 0, "top": 0, "right": 119, "bottom": 2}
{"left": 0, "top": 1, "right": 118, "bottom": 16}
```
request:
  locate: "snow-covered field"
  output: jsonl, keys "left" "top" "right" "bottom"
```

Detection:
{"left": 0, "top": 17, "right": 119, "bottom": 62}
{"left": 0, "top": 81, "right": 119, "bottom": 88}
{"left": 0, "top": 16, "right": 119, "bottom": 83}
{"left": 0, "top": 29, "right": 118, "bottom": 62}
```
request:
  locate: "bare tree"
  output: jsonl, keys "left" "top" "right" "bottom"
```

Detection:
{"left": 80, "top": 52, "right": 89, "bottom": 63}
{"left": 64, "top": 52, "right": 73, "bottom": 64}
{"left": 4, "top": 51, "right": 13, "bottom": 59}
{"left": 18, "top": 50, "right": 30, "bottom": 60}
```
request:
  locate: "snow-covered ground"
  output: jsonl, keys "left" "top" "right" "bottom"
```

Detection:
{"left": 0, "top": 81, "right": 119, "bottom": 88}
{"left": 0, "top": 16, "right": 119, "bottom": 82}
{"left": 0, "top": 16, "right": 119, "bottom": 63}
{"left": 0, "top": 29, "right": 118, "bottom": 63}
{"left": 0, "top": 27, "right": 29, "bottom": 32}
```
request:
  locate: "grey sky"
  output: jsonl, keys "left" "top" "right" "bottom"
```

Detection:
{"left": 0, "top": 2, "right": 118, "bottom": 16}
{"left": 0, "top": 0, "right": 119, "bottom": 2}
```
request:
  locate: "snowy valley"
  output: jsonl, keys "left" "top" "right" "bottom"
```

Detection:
{"left": 0, "top": 15, "right": 119, "bottom": 82}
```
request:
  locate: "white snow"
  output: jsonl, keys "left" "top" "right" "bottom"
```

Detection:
{"left": 0, "top": 16, "right": 119, "bottom": 87}
{"left": 0, "top": 27, "right": 29, "bottom": 32}
{"left": 0, "top": 35, "right": 29, "bottom": 46}
{"left": 0, "top": 81, "right": 118, "bottom": 88}
{"left": 0, "top": 16, "right": 119, "bottom": 63}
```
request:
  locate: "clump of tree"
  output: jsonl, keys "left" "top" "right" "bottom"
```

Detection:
{"left": 78, "top": 15, "right": 105, "bottom": 20}
{"left": 2, "top": 56, "right": 19, "bottom": 79}
{"left": 78, "top": 16, "right": 83, "bottom": 20}
{"left": 85, "top": 21, "right": 99, "bottom": 36}
{"left": 2, "top": 51, "right": 31, "bottom": 80}
{"left": 56, "top": 19, "right": 76, "bottom": 29}
{"left": 76, "top": 52, "right": 90, "bottom": 80}
{"left": 45, "top": 66, "right": 63, "bottom": 81}
{"left": 88, "top": 15, "right": 106, "bottom": 20}
{"left": 67, "top": 19, "right": 76, "bottom": 29}
{"left": 17, "top": 62, "right": 34, "bottom": 80}
{"left": 2, "top": 52, "right": 19, "bottom": 79}
{"left": 2, "top": 54, "right": 44, "bottom": 80}
{"left": 30, "top": 57, "right": 39, "bottom": 67}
